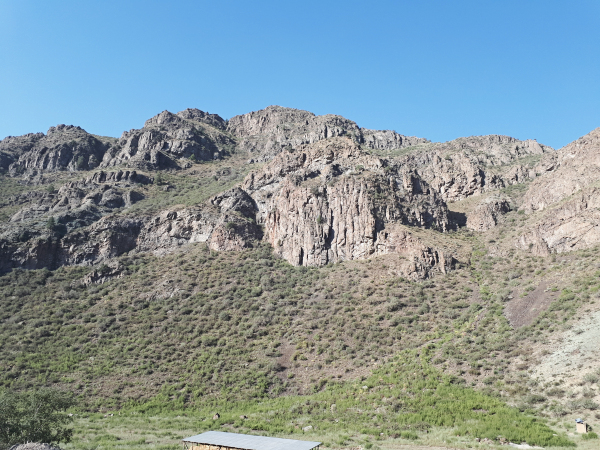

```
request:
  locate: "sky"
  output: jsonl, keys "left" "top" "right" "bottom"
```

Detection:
{"left": 1, "top": 1, "right": 599, "bottom": 149}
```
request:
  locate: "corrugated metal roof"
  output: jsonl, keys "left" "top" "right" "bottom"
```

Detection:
{"left": 182, "top": 431, "right": 320, "bottom": 450}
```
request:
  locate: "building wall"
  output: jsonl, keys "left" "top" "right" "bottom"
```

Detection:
{"left": 190, "top": 444, "right": 235, "bottom": 450}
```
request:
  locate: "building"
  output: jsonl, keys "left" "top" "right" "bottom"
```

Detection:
{"left": 575, "top": 419, "right": 588, "bottom": 434}
{"left": 182, "top": 431, "right": 321, "bottom": 450}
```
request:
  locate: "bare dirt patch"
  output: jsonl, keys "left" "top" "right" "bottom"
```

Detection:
{"left": 504, "top": 281, "right": 555, "bottom": 327}
{"left": 532, "top": 309, "right": 600, "bottom": 388}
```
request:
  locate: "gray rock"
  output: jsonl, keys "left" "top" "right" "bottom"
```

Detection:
{"left": 362, "top": 128, "right": 428, "bottom": 150}
{"left": 227, "top": 105, "right": 428, "bottom": 162}
{"left": 6, "top": 125, "right": 112, "bottom": 177}
{"left": 9, "top": 443, "right": 61, "bottom": 450}
{"left": 466, "top": 195, "right": 511, "bottom": 231}
{"left": 102, "top": 110, "right": 235, "bottom": 170}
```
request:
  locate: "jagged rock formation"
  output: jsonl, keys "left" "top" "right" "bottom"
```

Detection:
{"left": 4, "top": 104, "right": 587, "bottom": 278}
{"left": 466, "top": 195, "right": 511, "bottom": 231}
{"left": 0, "top": 186, "right": 262, "bottom": 273}
{"left": 517, "top": 187, "right": 600, "bottom": 255}
{"left": 134, "top": 192, "right": 261, "bottom": 256}
{"left": 389, "top": 135, "right": 552, "bottom": 203}
{"left": 4, "top": 125, "right": 113, "bottom": 177}
{"left": 101, "top": 109, "right": 235, "bottom": 170}
{"left": 516, "top": 128, "right": 600, "bottom": 255}
{"left": 521, "top": 128, "right": 600, "bottom": 213}
{"left": 0, "top": 136, "right": 453, "bottom": 278}
{"left": 227, "top": 105, "right": 428, "bottom": 162}
{"left": 361, "top": 129, "right": 427, "bottom": 150}
{"left": 8, "top": 170, "right": 149, "bottom": 227}
{"left": 242, "top": 138, "right": 452, "bottom": 275}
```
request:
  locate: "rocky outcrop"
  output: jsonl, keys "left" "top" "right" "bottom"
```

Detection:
{"left": 0, "top": 138, "right": 453, "bottom": 278}
{"left": 101, "top": 109, "right": 235, "bottom": 170}
{"left": 388, "top": 135, "right": 552, "bottom": 203}
{"left": 517, "top": 187, "right": 600, "bottom": 256}
{"left": 8, "top": 170, "right": 148, "bottom": 228}
{"left": 82, "top": 259, "right": 127, "bottom": 285}
{"left": 9, "top": 443, "right": 61, "bottom": 450}
{"left": 242, "top": 138, "right": 452, "bottom": 276}
{"left": 521, "top": 127, "right": 600, "bottom": 213}
{"left": 372, "top": 224, "right": 454, "bottom": 277}
{"left": 466, "top": 195, "right": 511, "bottom": 231}
{"left": 59, "top": 216, "right": 144, "bottom": 268}
{"left": 227, "top": 105, "right": 427, "bottom": 162}
{"left": 361, "top": 129, "right": 428, "bottom": 150}
{"left": 0, "top": 215, "right": 145, "bottom": 272}
{"left": 0, "top": 187, "right": 263, "bottom": 273}
{"left": 0, "top": 132, "right": 45, "bottom": 172}
{"left": 83, "top": 169, "right": 152, "bottom": 185}
{"left": 2, "top": 105, "right": 566, "bottom": 277}
{"left": 6, "top": 125, "right": 112, "bottom": 177}
{"left": 228, "top": 106, "right": 361, "bottom": 160}
{"left": 174, "top": 108, "right": 227, "bottom": 130}
{"left": 515, "top": 128, "right": 600, "bottom": 255}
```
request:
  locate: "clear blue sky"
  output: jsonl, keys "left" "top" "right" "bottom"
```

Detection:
{"left": 1, "top": 1, "right": 599, "bottom": 149}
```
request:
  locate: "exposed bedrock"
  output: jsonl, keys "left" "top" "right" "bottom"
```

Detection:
{"left": 466, "top": 195, "right": 511, "bottom": 232}
{"left": 101, "top": 110, "right": 235, "bottom": 170}
{"left": 5, "top": 125, "right": 113, "bottom": 177}
{"left": 242, "top": 138, "right": 453, "bottom": 276}
{"left": 516, "top": 128, "right": 600, "bottom": 255}
{"left": 227, "top": 105, "right": 428, "bottom": 162}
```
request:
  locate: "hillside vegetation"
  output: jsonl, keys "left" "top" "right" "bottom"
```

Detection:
{"left": 2, "top": 107, "right": 600, "bottom": 449}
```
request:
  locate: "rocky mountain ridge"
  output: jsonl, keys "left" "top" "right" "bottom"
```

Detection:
{"left": 1, "top": 105, "right": 598, "bottom": 279}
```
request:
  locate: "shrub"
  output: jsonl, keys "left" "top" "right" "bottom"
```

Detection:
{"left": 46, "top": 216, "right": 56, "bottom": 230}
{"left": 584, "top": 373, "right": 599, "bottom": 384}
{"left": 400, "top": 431, "right": 418, "bottom": 440}
{"left": 580, "top": 399, "right": 599, "bottom": 410}
{"left": 0, "top": 388, "right": 76, "bottom": 450}
{"left": 76, "top": 156, "right": 86, "bottom": 170}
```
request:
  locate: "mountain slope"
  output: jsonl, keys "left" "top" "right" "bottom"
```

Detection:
{"left": 1, "top": 106, "right": 600, "bottom": 448}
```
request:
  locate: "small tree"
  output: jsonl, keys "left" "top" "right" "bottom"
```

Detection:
{"left": 0, "top": 388, "right": 76, "bottom": 450}
{"left": 76, "top": 156, "right": 86, "bottom": 170}
{"left": 46, "top": 217, "right": 56, "bottom": 231}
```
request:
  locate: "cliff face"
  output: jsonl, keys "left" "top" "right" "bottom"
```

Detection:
{"left": 515, "top": 128, "right": 600, "bottom": 255}
{"left": 517, "top": 188, "right": 600, "bottom": 255}
{"left": 388, "top": 135, "right": 552, "bottom": 203}
{"left": 0, "top": 187, "right": 261, "bottom": 273}
{"left": 242, "top": 138, "right": 452, "bottom": 276}
{"left": 466, "top": 195, "right": 511, "bottom": 232}
{"left": 0, "top": 136, "right": 453, "bottom": 279}
{"left": 521, "top": 128, "right": 600, "bottom": 213}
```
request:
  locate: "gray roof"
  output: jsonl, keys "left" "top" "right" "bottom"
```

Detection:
{"left": 182, "top": 431, "right": 320, "bottom": 450}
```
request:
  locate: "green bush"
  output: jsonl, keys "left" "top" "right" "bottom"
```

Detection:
{"left": 0, "top": 388, "right": 76, "bottom": 450}
{"left": 400, "top": 431, "right": 418, "bottom": 440}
